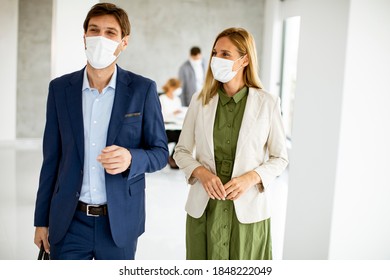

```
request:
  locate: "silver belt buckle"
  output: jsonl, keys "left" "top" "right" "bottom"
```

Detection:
{"left": 86, "top": 204, "right": 99, "bottom": 217}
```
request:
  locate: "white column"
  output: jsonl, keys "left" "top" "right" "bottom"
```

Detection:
{"left": 329, "top": 0, "right": 390, "bottom": 259}
{"left": 51, "top": 0, "right": 98, "bottom": 79}
{"left": 261, "top": 0, "right": 282, "bottom": 93}
{"left": 0, "top": 0, "right": 18, "bottom": 141}
{"left": 283, "top": 0, "right": 351, "bottom": 259}
{"left": 283, "top": 0, "right": 390, "bottom": 259}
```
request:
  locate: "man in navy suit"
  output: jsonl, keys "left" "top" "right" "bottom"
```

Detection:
{"left": 33, "top": 3, "right": 168, "bottom": 260}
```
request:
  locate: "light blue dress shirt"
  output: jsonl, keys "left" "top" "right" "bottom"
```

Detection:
{"left": 79, "top": 67, "right": 117, "bottom": 205}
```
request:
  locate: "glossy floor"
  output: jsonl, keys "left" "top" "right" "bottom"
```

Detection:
{"left": 0, "top": 140, "right": 288, "bottom": 260}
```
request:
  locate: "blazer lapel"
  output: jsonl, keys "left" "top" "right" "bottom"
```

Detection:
{"left": 106, "top": 67, "right": 132, "bottom": 145}
{"left": 202, "top": 95, "right": 219, "bottom": 159}
{"left": 66, "top": 69, "right": 85, "bottom": 164}
{"left": 235, "top": 88, "right": 264, "bottom": 158}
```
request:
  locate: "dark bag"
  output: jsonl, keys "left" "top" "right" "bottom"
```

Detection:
{"left": 37, "top": 245, "right": 50, "bottom": 260}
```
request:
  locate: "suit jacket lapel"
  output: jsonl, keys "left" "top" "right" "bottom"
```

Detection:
{"left": 106, "top": 66, "right": 132, "bottom": 146}
{"left": 66, "top": 69, "right": 85, "bottom": 164}
{"left": 235, "top": 88, "right": 264, "bottom": 158}
{"left": 203, "top": 95, "right": 219, "bottom": 159}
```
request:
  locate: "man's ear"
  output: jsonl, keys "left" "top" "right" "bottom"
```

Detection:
{"left": 122, "top": 35, "right": 129, "bottom": 49}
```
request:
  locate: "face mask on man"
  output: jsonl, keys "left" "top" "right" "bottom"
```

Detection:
{"left": 210, "top": 56, "right": 244, "bottom": 83}
{"left": 190, "top": 58, "right": 202, "bottom": 65}
{"left": 85, "top": 36, "right": 122, "bottom": 69}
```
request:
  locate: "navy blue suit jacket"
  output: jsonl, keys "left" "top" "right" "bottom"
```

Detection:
{"left": 34, "top": 66, "right": 168, "bottom": 247}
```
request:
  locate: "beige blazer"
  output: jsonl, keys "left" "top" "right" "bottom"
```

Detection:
{"left": 173, "top": 87, "right": 288, "bottom": 224}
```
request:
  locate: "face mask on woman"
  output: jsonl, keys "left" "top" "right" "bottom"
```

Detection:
{"left": 210, "top": 56, "right": 244, "bottom": 83}
{"left": 173, "top": 87, "right": 183, "bottom": 97}
{"left": 85, "top": 36, "right": 122, "bottom": 69}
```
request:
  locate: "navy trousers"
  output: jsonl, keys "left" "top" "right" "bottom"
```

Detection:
{"left": 50, "top": 210, "right": 138, "bottom": 260}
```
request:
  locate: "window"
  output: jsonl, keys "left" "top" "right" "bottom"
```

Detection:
{"left": 279, "top": 16, "right": 300, "bottom": 140}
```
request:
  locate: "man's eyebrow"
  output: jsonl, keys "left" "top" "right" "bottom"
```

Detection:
{"left": 106, "top": 27, "right": 119, "bottom": 32}
{"left": 88, "top": 24, "right": 99, "bottom": 29}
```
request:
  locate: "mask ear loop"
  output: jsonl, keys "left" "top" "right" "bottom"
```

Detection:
{"left": 114, "top": 38, "right": 126, "bottom": 57}
{"left": 233, "top": 55, "right": 246, "bottom": 72}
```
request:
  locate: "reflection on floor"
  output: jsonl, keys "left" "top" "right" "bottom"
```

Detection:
{"left": 0, "top": 139, "right": 288, "bottom": 260}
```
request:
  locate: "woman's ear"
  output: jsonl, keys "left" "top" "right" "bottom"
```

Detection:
{"left": 242, "top": 54, "right": 249, "bottom": 67}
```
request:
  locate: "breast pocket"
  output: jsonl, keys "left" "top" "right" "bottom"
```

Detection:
{"left": 118, "top": 114, "right": 143, "bottom": 147}
{"left": 122, "top": 113, "right": 142, "bottom": 124}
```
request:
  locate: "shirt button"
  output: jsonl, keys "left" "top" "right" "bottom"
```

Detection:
{"left": 223, "top": 242, "right": 227, "bottom": 246}
{"left": 224, "top": 225, "right": 228, "bottom": 229}
{"left": 229, "top": 109, "right": 233, "bottom": 112}
{"left": 92, "top": 143, "right": 96, "bottom": 146}
{"left": 227, "top": 124, "right": 231, "bottom": 128}
{"left": 93, "top": 120, "right": 97, "bottom": 124}
{"left": 226, "top": 140, "right": 230, "bottom": 144}
{"left": 96, "top": 99, "right": 100, "bottom": 102}
{"left": 224, "top": 209, "right": 228, "bottom": 212}
{"left": 92, "top": 166, "right": 96, "bottom": 170}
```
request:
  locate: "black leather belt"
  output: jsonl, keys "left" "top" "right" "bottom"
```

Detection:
{"left": 77, "top": 201, "right": 108, "bottom": 216}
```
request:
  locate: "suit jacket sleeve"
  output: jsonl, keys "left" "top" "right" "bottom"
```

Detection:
{"left": 34, "top": 81, "right": 61, "bottom": 226}
{"left": 127, "top": 81, "right": 169, "bottom": 179}
{"left": 173, "top": 94, "right": 203, "bottom": 184}
{"left": 254, "top": 96, "right": 289, "bottom": 189}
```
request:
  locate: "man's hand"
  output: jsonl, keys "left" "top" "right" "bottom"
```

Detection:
{"left": 34, "top": 227, "right": 50, "bottom": 253}
{"left": 97, "top": 145, "right": 132, "bottom": 175}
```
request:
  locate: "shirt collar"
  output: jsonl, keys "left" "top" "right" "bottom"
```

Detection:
{"left": 82, "top": 65, "right": 117, "bottom": 92}
{"left": 217, "top": 86, "right": 248, "bottom": 106}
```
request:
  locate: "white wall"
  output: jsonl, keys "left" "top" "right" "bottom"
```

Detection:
{"left": 51, "top": 0, "right": 98, "bottom": 79}
{"left": 261, "top": 0, "right": 281, "bottom": 94}
{"left": 0, "top": 0, "right": 18, "bottom": 141}
{"left": 283, "top": 0, "right": 390, "bottom": 259}
{"left": 329, "top": 0, "right": 390, "bottom": 259}
{"left": 283, "top": 0, "right": 350, "bottom": 259}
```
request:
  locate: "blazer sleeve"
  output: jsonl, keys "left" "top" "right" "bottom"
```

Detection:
{"left": 254, "top": 96, "right": 289, "bottom": 189}
{"left": 173, "top": 94, "right": 202, "bottom": 184}
{"left": 34, "top": 81, "right": 61, "bottom": 226}
{"left": 127, "top": 81, "right": 169, "bottom": 179}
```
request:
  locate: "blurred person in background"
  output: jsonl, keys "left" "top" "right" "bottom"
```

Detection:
{"left": 159, "top": 78, "right": 183, "bottom": 169}
{"left": 178, "top": 46, "right": 207, "bottom": 106}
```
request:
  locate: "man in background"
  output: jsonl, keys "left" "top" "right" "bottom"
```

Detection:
{"left": 178, "top": 46, "right": 207, "bottom": 106}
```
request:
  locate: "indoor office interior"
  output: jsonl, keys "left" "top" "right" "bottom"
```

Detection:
{"left": 0, "top": 0, "right": 389, "bottom": 260}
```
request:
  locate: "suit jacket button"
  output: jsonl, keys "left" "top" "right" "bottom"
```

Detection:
{"left": 76, "top": 192, "right": 80, "bottom": 198}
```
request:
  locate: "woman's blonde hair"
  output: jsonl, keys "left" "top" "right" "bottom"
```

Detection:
{"left": 199, "top": 27, "right": 263, "bottom": 105}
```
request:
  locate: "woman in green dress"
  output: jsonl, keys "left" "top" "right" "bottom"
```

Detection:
{"left": 174, "top": 27, "right": 288, "bottom": 260}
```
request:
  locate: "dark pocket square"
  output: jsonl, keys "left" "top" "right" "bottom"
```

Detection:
{"left": 124, "top": 112, "right": 141, "bottom": 118}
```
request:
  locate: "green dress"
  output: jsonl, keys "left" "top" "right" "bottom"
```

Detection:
{"left": 186, "top": 87, "right": 272, "bottom": 260}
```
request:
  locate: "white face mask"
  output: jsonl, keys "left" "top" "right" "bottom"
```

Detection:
{"left": 210, "top": 56, "right": 243, "bottom": 83}
{"left": 173, "top": 87, "right": 182, "bottom": 97}
{"left": 85, "top": 36, "right": 121, "bottom": 69}
{"left": 190, "top": 58, "right": 202, "bottom": 65}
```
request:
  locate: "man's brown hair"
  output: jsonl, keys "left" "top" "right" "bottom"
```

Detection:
{"left": 83, "top": 2, "right": 131, "bottom": 38}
